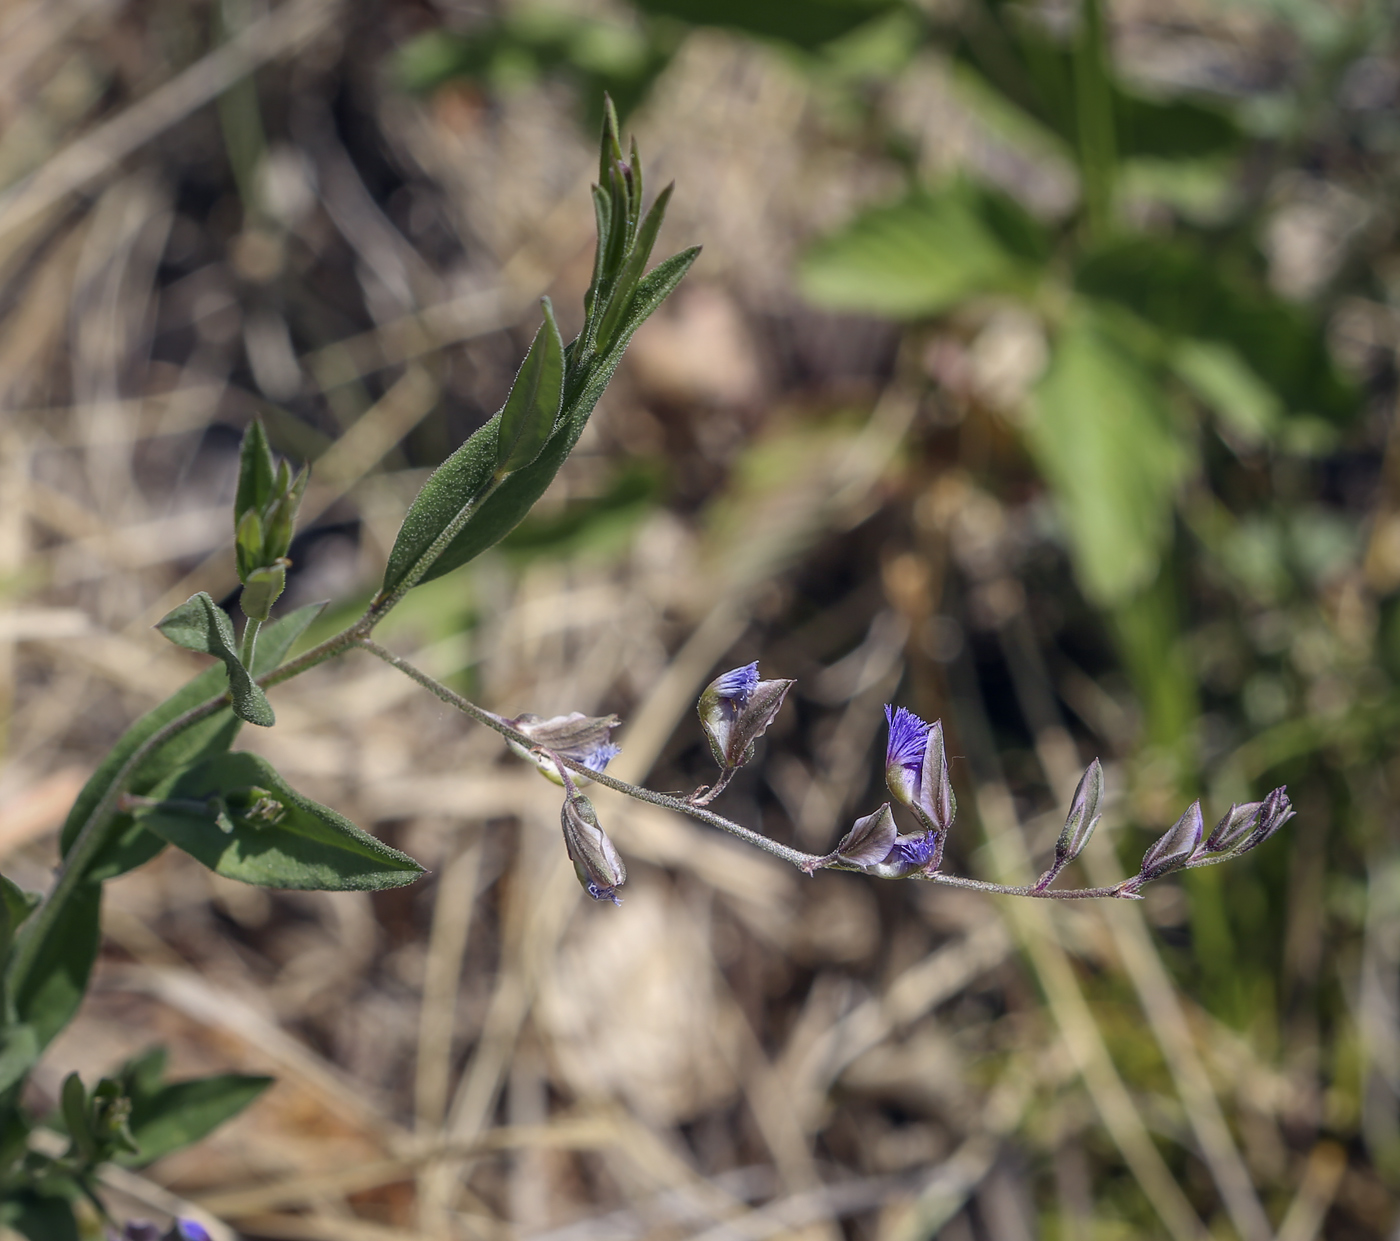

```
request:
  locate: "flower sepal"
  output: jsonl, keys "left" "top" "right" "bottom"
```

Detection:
{"left": 803, "top": 803, "right": 943, "bottom": 880}
{"left": 507, "top": 711, "right": 621, "bottom": 785}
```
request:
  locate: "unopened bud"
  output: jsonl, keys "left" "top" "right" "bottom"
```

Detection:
{"left": 561, "top": 793, "right": 626, "bottom": 905}
{"left": 239, "top": 561, "right": 288, "bottom": 623}
{"left": 698, "top": 662, "right": 794, "bottom": 773}
{"left": 1129, "top": 800, "right": 1204, "bottom": 893}
{"left": 1055, "top": 760, "right": 1103, "bottom": 869}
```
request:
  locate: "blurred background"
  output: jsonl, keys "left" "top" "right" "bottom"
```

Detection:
{"left": 1, "top": 0, "right": 1398, "bottom": 1236}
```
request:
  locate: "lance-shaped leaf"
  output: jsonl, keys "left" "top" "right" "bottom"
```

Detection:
{"left": 1036, "top": 760, "right": 1104, "bottom": 890}
{"left": 595, "top": 183, "right": 675, "bottom": 353}
{"left": 495, "top": 300, "right": 565, "bottom": 477}
{"left": 12, "top": 880, "right": 100, "bottom": 1049}
{"left": 117, "top": 1067, "right": 272, "bottom": 1167}
{"left": 0, "top": 871, "right": 39, "bottom": 961}
{"left": 1135, "top": 800, "right": 1204, "bottom": 887}
{"left": 234, "top": 418, "right": 277, "bottom": 525}
{"left": 381, "top": 247, "right": 700, "bottom": 596}
{"left": 60, "top": 602, "right": 326, "bottom": 880}
{"left": 135, "top": 752, "right": 423, "bottom": 891}
{"left": 156, "top": 593, "right": 274, "bottom": 727}
{"left": 0, "top": 1022, "right": 38, "bottom": 1093}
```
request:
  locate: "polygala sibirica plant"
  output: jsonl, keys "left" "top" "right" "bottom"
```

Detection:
{"left": 0, "top": 103, "right": 1293, "bottom": 1236}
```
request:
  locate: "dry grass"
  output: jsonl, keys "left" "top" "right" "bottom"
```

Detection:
{"left": 0, "top": 1, "right": 1382, "bottom": 1238}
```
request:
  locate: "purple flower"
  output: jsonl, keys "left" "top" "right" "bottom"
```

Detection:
{"left": 883, "top": 706, "right": 956, "bottom": 834}
{"left": 508, "top": 712, "right": 621, "bottom": 785}
{"left": 804, "top": 804, "right": 944, "bottom": 879}
{"left": 173, "top": 1224, "right": 212, "bottom": 1241}
{"left": 698, "top": 662, "right": 794, "bottom": 772}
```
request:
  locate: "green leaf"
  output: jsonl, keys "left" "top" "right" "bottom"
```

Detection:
{"left": 136, "top": 752, "right": 424, "bottom": 890}
{"left": 12, "top": 882, "right": 100, "bottom": 1049}
{"left": 1026, "top": 315, "right": 1189, "bottom": 605}
{"left": 0, "top": 1025, "right": 38, "bottom": 1094}
{"left": 0, "top": 873, "right": 39, "bottom": 960}
{"left": 120, "top": 1072, "right": 272, "bottom": 1166}
{"left": 60, "top": 601, "right": 327, "bottom": 879}
{"left": 235, "top": 419, "right": 277, "bottom": 524}
{"left": 1075, "top": 237, "right": 1358, "bottom": 422}
{"left": 240, "top": 563, "right": 287, "bottom": 623}
{"left": 60, "top": 1074, "right": 92, "bottom": 1161}
{"left": 5, "top": 1195, "right": 80, "bottom": 1241}
{"left": 634, "top": 0, "right": 896, "bottom": 48}
{"left": 595, "top": 182, "right": 674, "bottom": 352}
{"left": 383, "top": 247, "right": 700, "bottom": 594}
{"left": 799, "top": 184, "right": 1034, "bottom": 319}
{"left": 495, "top": 301, "right": 565, "bottom": 477}
{"left": 1172, "top": 338, "right": 1282, "bottom": 447}
{"left": 156, "top": 593, "right": 274, "bottom": 727}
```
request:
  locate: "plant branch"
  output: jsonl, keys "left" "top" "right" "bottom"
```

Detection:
{"left": 356, "top": 638, "right": 1142, "bottom": 898}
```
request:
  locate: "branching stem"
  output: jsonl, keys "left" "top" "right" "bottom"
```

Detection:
{"left": 354, "top": 638, "right": 1139, "bottom": 899}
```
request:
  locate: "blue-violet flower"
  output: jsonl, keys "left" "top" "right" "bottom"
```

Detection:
{"left": 698, "top": 662, "right": 794, "bottom": 772}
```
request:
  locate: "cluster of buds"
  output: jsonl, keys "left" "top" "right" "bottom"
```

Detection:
{"left": 114, "top": 1219, "right": 210, "bottom": 1241}
{"left": 233, "top": 419, "right": 307, "bottom": 622}
{"left": 501, "top": 660, "right": 1294, "bottom": 907}
{"left": 1115, "top": 787, "right": 1295, "bottom": 897}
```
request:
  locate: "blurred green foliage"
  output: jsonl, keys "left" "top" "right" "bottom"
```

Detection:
{"left": 402, "top": 0, "right": 1400, "bottom": 1221}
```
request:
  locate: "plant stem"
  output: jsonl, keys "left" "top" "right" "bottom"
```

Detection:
{"left": 4, "top": 696, "right": 227, "bottom": 1002}
{"left": 355, "top": 638, "right": 1140, "bottom": 898}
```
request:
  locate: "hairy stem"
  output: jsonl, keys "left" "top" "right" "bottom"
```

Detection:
{"left": 357, "top": 638, "right": 1139, "bottom": 898}
{"left": 240, "top": 616, "right": 261, "bottom": 669}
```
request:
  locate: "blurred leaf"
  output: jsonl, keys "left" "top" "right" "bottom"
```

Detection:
{"left": 1026, "top": 315, "right": 1189, "bottom": 604}
{"left": 800, "top": 183, "right": 1042, "bottom": 319}
{"left": 1076, "top": 237, "right": 1358, "bottom": 422}
{"left": 396, "top": 17, "right": 678, "bottom": 124}
{"left": 12, "top": 882, "right": 100, "bottom": 1049}
{"left": 495, "top": 300, "right": 565, "bottom": 476}
{"left": 60, "top": 603, "right": 327, "bottom": 880}
{"left": 633, "top": 0, "right": 898, "bottom": 48}
{"left": 385, "top": 248, "right": 698, "bottom": 593}
{"left": 502, "top": 460, "right": 663, "bottom": 559}
{"left": 1172, "top": 338, "right": 1282, "bottom": 446}
{"left": 0, "top": 1026, "right": 38, "bottom": 1095}
{"left": 0, "top": 874, "right": 38, "bottom": 961}
{"left": 3, "top": 1196, "right": 80, "bottom": 1241}
{"left": 952, "top": 11, "right": 1239, "bottom": 161}
{"left": 120, "top": 1072, "right": 272, "bottom": 1166}
{"left": 156, "top": 593, "right": 274, "bottom": 727}
{"left": 137, "top": 752, "right": 423, "bottom": 890}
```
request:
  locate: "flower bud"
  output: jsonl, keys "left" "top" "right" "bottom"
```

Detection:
{"left": 1202, "top": 800, "right": 1262, "bottom": 856}
{"left": 172, "top": 1224, "right": 212, "bottom": 1241}
{"left": 884, "top": 706, "right": 957, "bottom": 834}
{"left": 561, "top": 793, "right": 626, "bottom": 905}
{"left": 1129, "top": 800, "right": 1204, "bottom": 892}
{"left": 805, "top": 803, "right": 942, "bottom": 879}
{"left": 698, "top": 662, "right": 794, "bottom": 772}
{"left": 1242, "top": 786, "right": 1294, "bottom": 854}
{"left": 233, "top": 419, "right": 307, "bottom": 589}
{"left": 1055, "top": 760, "right": 1103, "bottom": 869}
{"left": 507, "top": 712, "right": 621, "bottom": 785}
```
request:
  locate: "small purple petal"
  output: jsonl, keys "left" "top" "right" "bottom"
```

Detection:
{"left": 891, "top": 833, "right": 939, "bottom": 870}
{"left": 712, "top": 662, "right": 759, "bottom": 705}
{"left": 885, "top": 705, "right": 930, "bottom": 774}
{"left": 174, "top": 1223, "right": 212, "bottom": 1241}
{"left": 581, "top": 743, "right": 622, "bottom": 773}
{"left": 586, "top": 880, "right": 623, "bottom": 906}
